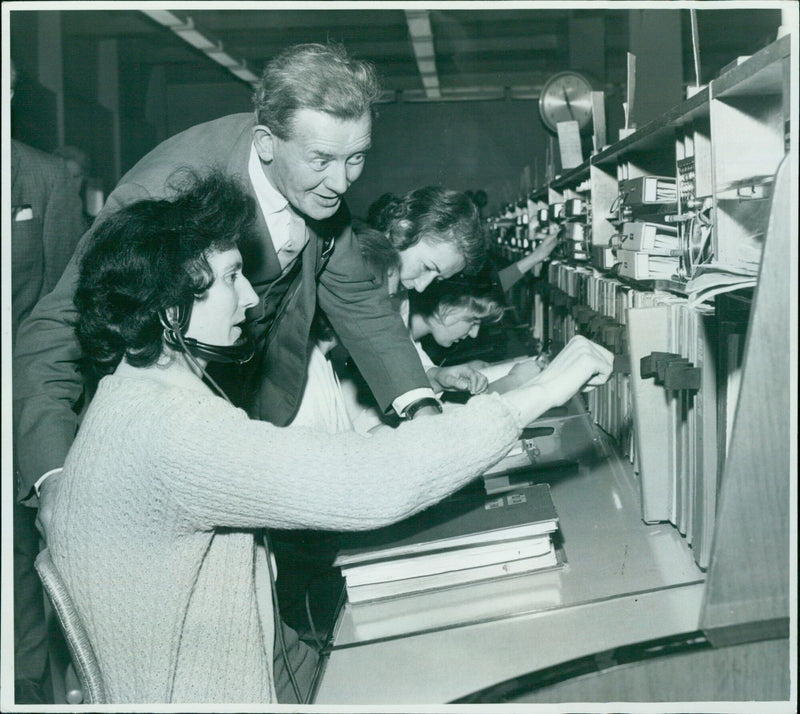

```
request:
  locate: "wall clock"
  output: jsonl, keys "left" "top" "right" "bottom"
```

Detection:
{"left": 538, "top": 71, "right": 594, "bottom": 133}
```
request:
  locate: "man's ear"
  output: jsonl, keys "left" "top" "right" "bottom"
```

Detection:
{"left": 252, "top": 125, "right": 275, "bottom": 163}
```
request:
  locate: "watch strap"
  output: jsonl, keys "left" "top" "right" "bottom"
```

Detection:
{"left": 404, "top": 397, "right": 443, "bottom": 420}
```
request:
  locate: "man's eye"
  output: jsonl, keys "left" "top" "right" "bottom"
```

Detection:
{"left": 347, "top": 154, "right": 366, "bottom": 166}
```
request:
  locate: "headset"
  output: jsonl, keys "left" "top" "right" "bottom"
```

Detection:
{"left": 159, "top": 303, "right": 254, "bottom": 403}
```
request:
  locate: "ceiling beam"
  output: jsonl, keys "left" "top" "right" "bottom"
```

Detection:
{"left": 404, "top": 9, "right": 440, "bottom": 100}
{"left": 140, "top": 10, "right": 259, "bottom": 86}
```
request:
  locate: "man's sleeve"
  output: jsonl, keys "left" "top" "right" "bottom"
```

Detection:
{"left": 12, "top": 182, "right": 151, "bottom": 505}
{"left": 316, "top": 224, "right": 430, "bottom": 415}
{"left": 13, "top": 251, "right": 85, "bottom": 504}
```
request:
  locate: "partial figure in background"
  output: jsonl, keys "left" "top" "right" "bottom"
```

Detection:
{"left": 10, "top": 58, "right": 86, "bottom": 705}
{"left": 361, "top": 186, "right": 492, "bottom": 395}
{"left": 339, "top": 225, "right": 547, "bottom": 432}
{"left": 496, "top": 224, "right": 560, "bottom": 293}
{"left": 52, "top": 145, "right": 92, "bottom": 230}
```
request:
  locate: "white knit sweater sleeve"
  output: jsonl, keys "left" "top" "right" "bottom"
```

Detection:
{"left": 155, "top": 389, "right": 522, "bottom": 532}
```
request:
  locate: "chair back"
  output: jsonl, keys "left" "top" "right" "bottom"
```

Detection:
{"left": 35, "top": 548, "right": 108, "bottom": 703}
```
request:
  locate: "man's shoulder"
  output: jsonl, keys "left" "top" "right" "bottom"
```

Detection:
{"left": 153, "top": 113, "right": 254, "bottom": 153}
{"left": 12, "top": 139, "right": 69, "bottom": 177}
{"left": 114, "top": 113, "right": 256, "bottom": 198}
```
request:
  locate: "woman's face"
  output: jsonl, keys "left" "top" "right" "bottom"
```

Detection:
{"left": 397, "top": 239, "right": 465, "bottom": 293}
{"left": 186, "top": 248, "right": 258, "bottom": 346}
{"left": 426, "top": 306, "right": 481, "bottom": 348}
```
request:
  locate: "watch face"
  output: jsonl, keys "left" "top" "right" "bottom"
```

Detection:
{"left": 539, "top": 72, "right": 594, "bottom": 132}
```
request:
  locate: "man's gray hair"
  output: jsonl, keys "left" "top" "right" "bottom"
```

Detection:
{"left": 253, "top": 43, "right": 381, "bottom": 139}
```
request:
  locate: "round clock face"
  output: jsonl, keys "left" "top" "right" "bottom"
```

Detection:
{"left": 539, "top": 71, "right": 594, "bottom": 133}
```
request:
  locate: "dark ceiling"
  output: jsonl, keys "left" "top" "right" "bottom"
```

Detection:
{"left": 54, "top": 6, "right": 782, "bottom": 102}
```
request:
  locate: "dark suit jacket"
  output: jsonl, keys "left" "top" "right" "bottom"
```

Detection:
{"left": 13, "top": 113, "right": 429, "bottom": 502}
{"left": 10, "top": 139, "right": 85, "bottom": 344}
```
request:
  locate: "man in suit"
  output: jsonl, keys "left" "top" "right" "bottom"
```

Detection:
{"left": 10, "top": 59, "right": 86, "bottom": 704}
{"left": 13, "top": 43, "right": 443, "bottom": 703}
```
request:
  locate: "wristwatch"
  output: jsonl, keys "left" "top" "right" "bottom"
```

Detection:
{"left": 404, "top": 397, "right": 443, "bottom": 420}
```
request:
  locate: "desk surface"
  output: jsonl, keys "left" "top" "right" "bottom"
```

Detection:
{"left": 315, "top": 434, "right": 706, "bottom": 704}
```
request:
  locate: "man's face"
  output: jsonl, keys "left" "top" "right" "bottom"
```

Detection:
{"left": 258, "top": 108, "right": 372, "bottom": 220}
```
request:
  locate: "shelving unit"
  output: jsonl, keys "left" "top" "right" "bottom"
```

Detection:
{"left": 485, "top": 32, "right": 793, "bottom": 690}
{"left": 316, "top": 34, "right": 793, "bottom": 706}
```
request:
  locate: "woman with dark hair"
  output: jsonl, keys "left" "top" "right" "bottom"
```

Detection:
{"left": 46, "top": 172, "right": 613, "bottom": 703}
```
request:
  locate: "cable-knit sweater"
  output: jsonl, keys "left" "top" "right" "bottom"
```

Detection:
{"left": 47, "top": 369, "right": 522, "bottom": 703}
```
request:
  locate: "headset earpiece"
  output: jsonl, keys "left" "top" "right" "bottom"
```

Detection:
{"left": 159, "top": 303, "right": 191, "bottom": 334}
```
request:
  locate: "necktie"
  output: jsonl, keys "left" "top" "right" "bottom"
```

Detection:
{"left": 277, "top": 207, "right": 308, "bottom": 269}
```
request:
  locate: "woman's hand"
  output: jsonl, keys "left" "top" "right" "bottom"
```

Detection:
{"left": 537, "top": 230, "right": 560, "bottom": 260}
{"left": 35, "top": 468, "right": 65, "bottom": 543}
{"left": 427, "top": 365, "right": 489, "bottom": 395}
{"left": 529, "top": 335, "right": 614, "bottom": 404}
{"left": 507, "top": 356, "right": 546, "bottom": 383}
{"left": 500, "top": 336, "right": 613, "bottom": 427}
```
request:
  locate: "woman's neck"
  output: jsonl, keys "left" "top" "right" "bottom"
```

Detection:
{"left": 408, "top": 312, "right": 430, "bottom": 341}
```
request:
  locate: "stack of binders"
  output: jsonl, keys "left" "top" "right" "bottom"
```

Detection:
{"left": 616, "top": 177, "right": 681, "bottom": 280}
{"left": 334, "top": 484, "right": 561, "bottom": 604}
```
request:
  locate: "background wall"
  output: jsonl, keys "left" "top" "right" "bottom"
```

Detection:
{"left": 348, "top": 98, "right": 548, "bottom": 219}
{"left": 156, "top": 87, "right": 563, "bottom": 218}
{"left": 9, "top": 8, "right": 781, "bottom": 217}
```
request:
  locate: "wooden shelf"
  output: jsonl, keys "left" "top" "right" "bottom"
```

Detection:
{"left": 711, "top": 34, "right": 789, "bottom": 98}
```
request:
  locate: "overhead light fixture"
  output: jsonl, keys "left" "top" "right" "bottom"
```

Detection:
{"left": 141, "top": 10, "right": 257, "bottom": 86}
{"left": 405, "top": 10, "right": 441, "bottom": 100}
{"left": 172, "top": 17, "right": 217, "bottom": 52}
{"left": 141, "top": 9, "right": 184, "bottom": 28}
{"left": 207, "top": 44, "right": 241, "bottom": 69}
{"left": 229, "top": 62, "right": 259, "bottom": 84}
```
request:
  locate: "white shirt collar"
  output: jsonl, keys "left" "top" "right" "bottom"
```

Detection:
{"left": 248, "top": 142, "right": 288, "bottom": 214}
{"left": 248, "top": 142, "right": 298, "bottom": 251}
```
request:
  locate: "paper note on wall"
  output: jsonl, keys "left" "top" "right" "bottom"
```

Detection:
{"left": 556, "top": 120, "right": 583, "bottom": 169}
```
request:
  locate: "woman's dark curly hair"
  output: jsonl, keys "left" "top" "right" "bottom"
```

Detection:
{"left": 75, "top": 170, "right": 256, "bottom": 381}
{"left": 366, "top": 186, "right": 488, "bottom": 275}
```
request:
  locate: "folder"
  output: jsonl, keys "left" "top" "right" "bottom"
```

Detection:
{"left": 627, "top": 305, "right": 673, "bottom": 522}
{"left": 619, "top": 175, "right": 677, "bottom": 206}
{"left": 618, "top": 249, "right": 680, "bottom": 280}
{"left": 620, "top": 221, "right": 680, "bottom": 254}
{"left": 691, "top": 305, "right": 719, "bottom": 569}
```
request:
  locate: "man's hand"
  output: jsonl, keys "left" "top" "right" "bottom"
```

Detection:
{"left": 428, "top": 365, "right": 489, "bottom": 395}
{"left": 35, "top": 468, "right": 64, "bottom": 543}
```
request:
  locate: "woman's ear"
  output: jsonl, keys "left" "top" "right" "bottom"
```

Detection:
{"left": 252, "top": 125, "right": 275, "bottom": 163}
